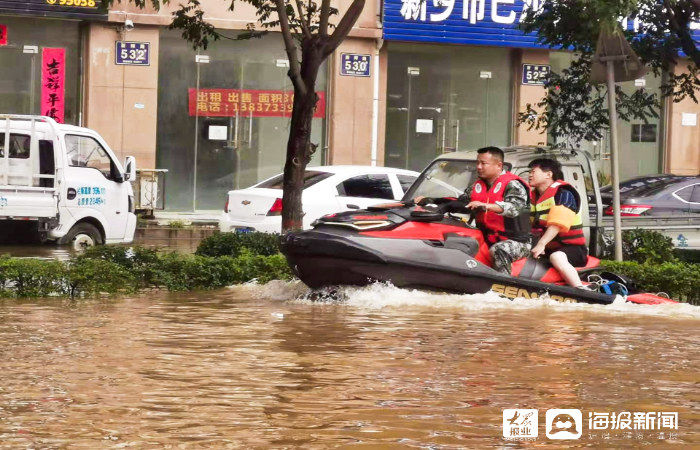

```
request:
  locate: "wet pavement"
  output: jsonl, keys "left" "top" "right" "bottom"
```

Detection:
{"left": 0, "top": 281, "right": 697, "bottom": 447}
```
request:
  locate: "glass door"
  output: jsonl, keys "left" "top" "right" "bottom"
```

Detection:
{"left": 0, "top": 44, "right": 37, "bottom": 115}
{"left": 385, "top": 44, "right": 512, "bottom": 172}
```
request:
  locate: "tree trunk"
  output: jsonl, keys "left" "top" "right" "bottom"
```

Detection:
{"left": 281, "top": 40, "right": 323, "bottom": 232}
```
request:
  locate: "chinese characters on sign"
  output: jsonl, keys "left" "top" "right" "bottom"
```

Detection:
{"left": 386, "top": 0, "right": 700, "bottom": 49}
{"left": 398, "top": 0, "right": 540, "bottom": 25}
{"left": 116, "top": 41, "right": 150, "bottom": 66}
{"left": 0, "top": 25, "right": 7, "bottom": 46}
{"left": 41, "top": 48, "right": 66, "bottom": 123}
{"left": 77, "top": 186, "right": 106, "bottom": 206}
{"left": 340, "top": 53, "right": 371, "bottom": 77}
{"left": 188, "top": 89, "right": 326, "bottom": 118}
{"left": 522, "top": 64, "right": 550, "bottom": 85}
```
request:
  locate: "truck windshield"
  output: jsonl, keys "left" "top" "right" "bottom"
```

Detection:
{"left": 403, "top": 160, "right": 477, "bottom": 201}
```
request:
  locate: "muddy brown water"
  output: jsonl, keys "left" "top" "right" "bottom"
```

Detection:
{"left": 0, "top": 281, "right": 698, "bottom": 447}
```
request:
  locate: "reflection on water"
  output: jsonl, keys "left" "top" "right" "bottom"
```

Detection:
{"left": 0, "top": 282, "right": 698, "bottom": 447}
{"left": 0, "top": 245, "right": 74, "bottom": 260}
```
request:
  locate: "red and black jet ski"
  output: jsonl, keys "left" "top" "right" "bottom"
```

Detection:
{"left": 281, "top": 202, "right": 675, "bottom": 306}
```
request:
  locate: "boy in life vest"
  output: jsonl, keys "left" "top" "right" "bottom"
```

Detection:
{"left": 528, "top": 158, "right": 588, "bottom": 288}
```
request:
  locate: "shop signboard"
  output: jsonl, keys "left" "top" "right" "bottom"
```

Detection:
{"left": 188, "top": 89, "right": 327, "bottom": 118}
{"left": 521, "top": 64, "right": 550, "bottom": 85}
{"left": 41, "top": 47, "right": 66, "bottom": 123}
{"left": 383, "top": 0, "right": 700, "bottom": 50}
{"left": 0, "top": 0, "right": 107, "bottom": 20}
{"left": 116, "top": 41, "right": 150, "bottom": 66}
{"left": 340, "top": 53, "right": 371, "bottom": 77}
{"left": 0, "top": 25, "right": 7, "bottom": 46}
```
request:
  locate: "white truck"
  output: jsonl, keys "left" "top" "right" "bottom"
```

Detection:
{"left": 0, "top": 115, "right": 137, "bottom": 249}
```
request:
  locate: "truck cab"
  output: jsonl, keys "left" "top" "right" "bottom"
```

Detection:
{"left": 403, "top": 146, "right": 604, "bottom": 253}
{"left": 0, "top": 115, "right": 137, "bottom": 249}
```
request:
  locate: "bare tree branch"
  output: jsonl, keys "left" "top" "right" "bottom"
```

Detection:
{"left": 325, "top": 0, "right": 365, "bottom": 55}
{"left": 273, "top": 0, "right": 307, "bottom": 96}
{"left": 319, "top": 0, "right": 331, "bottom": 36}
{"left": 293, "top": 0, "right": 312, "bottom": 40}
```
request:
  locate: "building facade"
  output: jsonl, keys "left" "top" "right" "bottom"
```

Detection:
{"left": 382, "top": 0, "right": 700, "bottom": 178}
{"left": 0, "top": 0, "right": 697, "bottom": 212}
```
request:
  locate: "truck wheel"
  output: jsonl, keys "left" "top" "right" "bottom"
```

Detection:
{"left": 61, "top": 223, "right": 103, "bottom": 251}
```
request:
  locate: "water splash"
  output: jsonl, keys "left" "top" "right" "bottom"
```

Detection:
{"left": 239, "top": 280, "right": 700, "bottom": 320}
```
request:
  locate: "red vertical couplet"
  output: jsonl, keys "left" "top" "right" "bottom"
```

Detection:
{"left": 41, "top": 48, "right": 66, "bottom": 123}
{"left": 0, "top": 25, "right": 7, "bottom": 46}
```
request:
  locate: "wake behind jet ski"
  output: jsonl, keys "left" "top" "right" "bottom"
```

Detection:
{"left": 281, "top": 147, "right": 676, "bottom": 306}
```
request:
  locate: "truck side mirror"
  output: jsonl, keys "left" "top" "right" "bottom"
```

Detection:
{"left": 123, "top": 156, "right": 136, "bottom": 182}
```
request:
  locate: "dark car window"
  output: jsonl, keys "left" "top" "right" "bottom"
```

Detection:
{"left": 257, "top": 170, "right": 332, "bottom": 190}
{"left": 397, "top": 174, "right": 417, "bottom": 194}
{"left": 337, "top": 174, "right": 394, "bottom": 200}
{"left": 675, "top": 185, "right": 693, "bottom": 202}
{"left": 689, "top": 184, "right": 700, "bottom": 204}
{"left": 0, "top": 133, "right": 30, "bottom": 159}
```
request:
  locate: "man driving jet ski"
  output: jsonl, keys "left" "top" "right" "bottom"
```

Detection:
{"left": 416, "top": 146, "right": 531, "bottom": 274}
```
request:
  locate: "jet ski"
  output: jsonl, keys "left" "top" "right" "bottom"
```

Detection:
{"left": 281, "top": 202, "right": 676, "bottom": 306}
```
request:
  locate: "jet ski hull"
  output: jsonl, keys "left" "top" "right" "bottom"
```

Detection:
{"left": 282, "top": 227, "right": 618, "bottom": 305}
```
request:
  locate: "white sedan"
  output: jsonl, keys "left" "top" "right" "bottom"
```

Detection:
{"left": 219, "top": 165, "right": 420, "bottom": 233}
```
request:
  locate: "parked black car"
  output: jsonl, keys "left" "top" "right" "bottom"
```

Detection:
{"left": 594, "top": 174, "right": 700, "bottom": 216}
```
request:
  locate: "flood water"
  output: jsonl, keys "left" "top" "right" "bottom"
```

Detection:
{"left": 0, "top": 282, "right": 698, "bottom": 447}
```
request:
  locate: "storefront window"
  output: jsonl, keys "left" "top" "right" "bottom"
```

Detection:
{"left": 157, "top": 30, "right": 327, "bottom": 211}
{"left": 0, "top": 17, "right": 81, "bottom": 124}
{"left": 385, "top": 43, "right": 512, "bottom": 172}
{"left": 549, "top": 51, "right": 663, "bottom": 180}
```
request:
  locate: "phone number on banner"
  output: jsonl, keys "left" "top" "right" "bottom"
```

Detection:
{"left": 188, "top": 89, "right": 326, "bottom": 118}
{"left": 45, "top": 0, "right": 97, "bottom": 7}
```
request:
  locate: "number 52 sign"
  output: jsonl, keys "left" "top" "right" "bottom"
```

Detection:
{"left": 340, "top": 53, "right": 371, "bottom": 77}
{"left": 116, "top": 41, "right": 150, "bottom": 66}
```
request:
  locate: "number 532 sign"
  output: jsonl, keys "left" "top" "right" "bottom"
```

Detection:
{"left": 116, "top": 41, "right": 150, "bottom": 66}
{"left": 341, "top": 53, "right": 371, "bottom": 77}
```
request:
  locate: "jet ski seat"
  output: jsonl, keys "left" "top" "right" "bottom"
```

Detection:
{"left": 512, "top": 256, "right": 601, "bottom": 283}
{"left": 443, "top": 233, "right": 480, "bottom": 257}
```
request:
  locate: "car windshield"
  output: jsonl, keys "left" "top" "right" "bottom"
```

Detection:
{"left": 403, "top": 160, "right": 477, "bottom": 201}
{"left": 256, "top": 170, "right": 333, "bottom": 190}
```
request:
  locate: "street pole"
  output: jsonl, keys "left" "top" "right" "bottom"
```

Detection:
{"left": 606, "top": 60, "right": 623, "bottom": 261}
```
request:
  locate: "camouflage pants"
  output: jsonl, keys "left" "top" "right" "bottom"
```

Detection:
{"left": 490, "top": 240, "right": 531, "bottom": 274}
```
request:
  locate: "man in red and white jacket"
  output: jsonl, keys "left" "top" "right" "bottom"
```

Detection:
{"left": 415, "top": 147, "right": 531, "bottom": 273}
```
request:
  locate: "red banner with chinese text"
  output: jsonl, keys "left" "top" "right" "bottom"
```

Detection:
{"left": 41, "top": 48, "right": 66, "bottom": 123}
{"left": 188, "top": 89, "right": 326, "bottom": 118}
{"left": 0, "top": 25, "right": 7, "bottom": 46}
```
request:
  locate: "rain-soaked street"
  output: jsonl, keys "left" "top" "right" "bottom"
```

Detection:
{"left": 0, "top": 281, "right": 698, "bottom": 447}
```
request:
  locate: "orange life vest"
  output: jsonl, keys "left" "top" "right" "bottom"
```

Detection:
{"left": 530, "top": 180, "right": 586, "bottom": 249}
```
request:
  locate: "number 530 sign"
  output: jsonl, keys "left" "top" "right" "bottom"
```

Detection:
{"left": 116, "top": 41, "right": 150, "bottom": 66}
{"left": 341, "top": 53, "right": 371, "bottom": 77}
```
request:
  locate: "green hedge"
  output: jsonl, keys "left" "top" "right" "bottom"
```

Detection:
{"left": 195, "top": 231, "right": 281, "bottom": 258}
{"left": 0, "top": 245, "right": 292, "bottom": 299}
{"left": 599, "top": 260, "right": 700, "bottom": 305}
